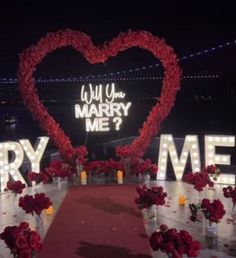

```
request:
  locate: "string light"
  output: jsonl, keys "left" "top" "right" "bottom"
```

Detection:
{"left": 0, "top": 39, "right": 235, "bottom": 84}
{"left": 0, "top": 74, "right": 220, "bottom": 84}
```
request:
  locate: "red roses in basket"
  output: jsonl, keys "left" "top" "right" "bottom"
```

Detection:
{"left": 0, "top": 222, "right": 41, "bottom": 258}
{"left": 149, "top": 224, "right": 201, "bottom": 258}
{"left": 135, "top": 185, "right": 167, "bottom": 209}
{"left": 19, "top": 193, "right": 52, "bottom": 216}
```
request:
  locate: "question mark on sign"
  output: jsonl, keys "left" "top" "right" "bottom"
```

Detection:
{"left": 112, "top": 117, "right": 122, "bottom": 131}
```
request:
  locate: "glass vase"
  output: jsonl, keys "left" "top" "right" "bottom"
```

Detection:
{"left": 203, "top": 217, "right": 218, "bottom": 247}
{"left": 232, "top": 203, "right": 236, "bottom": 224}
{"left": 34, "top": 213, "right": 44, "bottom": 229}
{"left": 144, "top": 204, "right": 157, "bottom": 223}
{"left": 196, "top": 189, "right": 206, "bottom": 204}
{"left": 138, "top": 173, "right": 150, "bottom": 186}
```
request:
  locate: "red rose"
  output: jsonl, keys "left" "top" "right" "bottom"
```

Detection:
{"left": 179, "top": 230, "right": 192, "bottom": 244}
{"left": 16, "top": 235, "right": 28, "bottom": 249}
{"left": 29, "top": 231, "right": 42, "bottom": 251}
{"left": 19, "top": 222, "right": 29, "bottom": 231}
{"left": 18, "top": 248, "right": 32, "bottom": 258}
{"left": 187, "top": 240, "right": 201, "bottom": 257}
{"left": 149, "top": 231, "right": 163, "bottom": 251}
{"left": 160, "top": 224, "right": 168, "bottom": 232}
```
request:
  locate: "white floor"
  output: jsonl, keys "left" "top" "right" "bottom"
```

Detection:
{"left": 0, "top": 180, "right": 236, "bottom": 258}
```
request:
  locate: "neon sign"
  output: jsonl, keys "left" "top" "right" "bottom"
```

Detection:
{"left": 75, "top": 83, "right": 132, "bottom": 132}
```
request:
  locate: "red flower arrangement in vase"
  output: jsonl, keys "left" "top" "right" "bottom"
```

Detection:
{"left": 135, "top": 185, "right": 167, "bottom": 208}
{"left": 19, "top": 193, "right": 52, "bottom": 216}
{"left": 135, "top": 184, "right": 167, "bottom": 221}
{"left": 183, "top": 168, "right": 214, "bottom": 192}
{"left": 149, "top": 224, "right": 201, "bottom": 258}
{"left": 131, "top": 158, "right": 158, "bottom": 179}
{"left": 189, "top": 198, "right": 225, "bottom": 244}
{"left": 83, "top": 159, "right": 124, "bottom": 183}
{"left": 223, "top": 186, "right": 236, "bottom": 223}
{"left": 46, "top": 160, "right": 72, "bottom": 179}
{"left": 223, "top": 186, "right": 236, "bottom": 204}
{"left": 189, "top": 198, "right": 225, "bottom": 223}
{"left": 202, "top": 164, "right": 220, "bottom": 181}
{"left": 0, "top": 222, "right": 42, "bottom": 258}
{"left": 6, "top": 180, "right": 26, "bottom": 195}
{"left": 27, "top": 171, "right": 49, "bottom": 185}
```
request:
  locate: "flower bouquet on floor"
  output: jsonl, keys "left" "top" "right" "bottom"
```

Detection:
{"left": 18, "top": 193, "right": 52, "bottom": 228}
{"left": 149, "top": 224, "right": 201, "bottom": 258}
{"left": 6, "top": 180, "right": 26, "bottom": 195}
{"left": 189, "top": 198, "right": 225, "bottom": 247}
{"left": 46, "top": 160, "right": 72, "bottom": 182}
{"left": 135, "top": 184, "right": 167, "bottom": 222}
{"left": 83, "top": 159, "right": 124, "bottom": 184}
{"left": 202, "top": 164, "right": 220, "bottom": 182}
{"left": 223, "top": 186, "right": 236, "bottom": 223}
{"left": 131, "top": 158, "right": 158, "bottom": 184}
{"left": 5, "top": 181, "right": 26, "bottom": 203}
{"left": 183, "top": 166, "right": 217, "bottom": 203}
{"left": 27, "top": 171, "right": 49, "bottom": 186}
{"left": 0, "top": 221, "right": 42, "bottom": 258}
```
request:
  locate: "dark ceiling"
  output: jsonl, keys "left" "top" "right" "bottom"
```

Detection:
{"left": 0, "top": 1, "right": 235, "bottom": 75}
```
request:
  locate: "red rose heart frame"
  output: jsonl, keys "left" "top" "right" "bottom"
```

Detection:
{"left": 18, "top": 29, "right": 181, "bottom": 162}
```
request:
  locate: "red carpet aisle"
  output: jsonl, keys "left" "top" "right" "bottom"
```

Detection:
{"left": 37, "top": 185, "right": 152, "bottom": 258}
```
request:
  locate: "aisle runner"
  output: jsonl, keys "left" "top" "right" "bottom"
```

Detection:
{"left": 38, "top": 185, "right": 152, "bottom": 258}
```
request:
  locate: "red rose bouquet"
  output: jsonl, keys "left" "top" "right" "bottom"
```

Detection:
{"left": 6, "top": 181, "right": 26, "bottom": 195}
{"left": 201, "top": 199, "right": 225, "bottom": 223}
{"left": 223, "top": 186, "right": 236, "bottom": 204}
{"left": 27, "top": 171, "right": 49, "bottom": 185}
{"left": 202, "top": 164, "right": 221, "bottom": 181}
{"left": 19, "top": 193, "right": 52, "bottom": 216}
{"left": 135, "top": 184, "right": 167, "bottom": 209}
{"left": 46, "top": 160, "right": 72, "bottom": 178}
{"left": 149, "top": 224, "right": 201, "bottom": 258}
{"left": 131, "top": 159, "right": 158, "bottom": 176}
{"left": 0, "top": 221, "right": 41, "bottom": 258}
{"left": 183, "top": 171, "right": 214, "bottom": 191}
{"left": 83, "top": 159, "right": 124, "bottom": 178}
{"left": 189, "top": 198, "right": 225, "bottom": 223}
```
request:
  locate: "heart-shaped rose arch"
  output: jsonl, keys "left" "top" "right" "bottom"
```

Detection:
{"left": 18, "top": 29, "right": 181, "bottom": 162}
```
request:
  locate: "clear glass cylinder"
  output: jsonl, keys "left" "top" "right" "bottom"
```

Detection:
{"left": 203, "top": 217, "right": 218, "bottom": 247}
{"left": 34, "top": 213, "right": 44, "bottom": 229}
{"left": 232, "top": 203, "right": 236, "bottom": 224}
{"left": 196, "top": 188, "right": 206, "bottom": 204}
{"left": 144, "top": 204, "right": 157, "bottom": 223}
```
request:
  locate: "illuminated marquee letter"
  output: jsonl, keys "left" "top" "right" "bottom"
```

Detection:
{"left": 205, "top": 135, "right": 235, "bottom": 184}
{"left": 157, "top": 135, "right": 201, "bottom": 181}
{"left": 0, "top": 142, "right": 25, "bottom": 192}
{"left": 20, "top": 136, "right": 49, "bottom": 172}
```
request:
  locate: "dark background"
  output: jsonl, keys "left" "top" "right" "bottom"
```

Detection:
{"left": 0, "top": 1, "right": 235, "bottom": 162}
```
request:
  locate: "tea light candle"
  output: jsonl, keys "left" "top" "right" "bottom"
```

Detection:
{"left": 80, "top": 171, "right": 87, "bottom": 185}
{"left": 117, "top": 170, "right": 123, "bottom": 184}
{"left": 178, "top": 195, "right": 186, "bottom": 205}
{"left": 45, "top": 205, "right": 54, "bottom": 215}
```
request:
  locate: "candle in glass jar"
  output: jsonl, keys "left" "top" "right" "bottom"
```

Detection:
{"left": 178, "top": 195, "right": 186, "bottom": 205}
{"left": 45, "top": 205, "right": 54, "bottom": 215}
{"left": 117, "top": 170, "right": 123, "bottom": 184}
{"left": 80, "top": 171, "right": 87, "bottom": 185}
